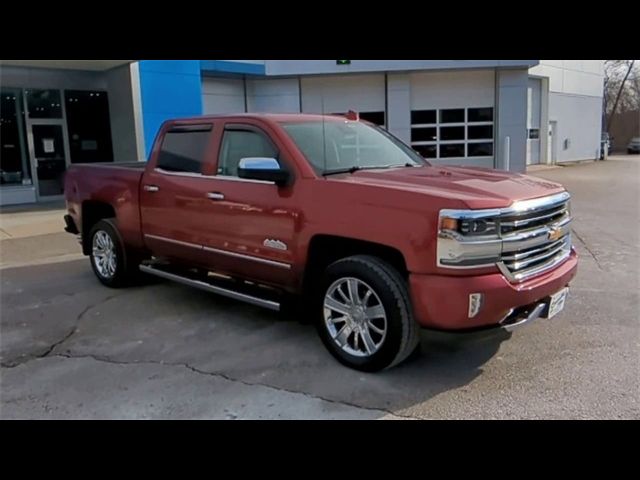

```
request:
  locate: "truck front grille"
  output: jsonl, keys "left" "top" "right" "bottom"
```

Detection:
{"left": 497, "top": 192, "right": 572, "bottom": 282}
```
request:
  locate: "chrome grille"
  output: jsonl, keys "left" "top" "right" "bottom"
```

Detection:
{"left": 497, "top": 192, "right": 572, "bottom": 282}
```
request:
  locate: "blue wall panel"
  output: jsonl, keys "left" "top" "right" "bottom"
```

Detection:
{"left": 138, "top": 60, "right": 203, "bottom": 158}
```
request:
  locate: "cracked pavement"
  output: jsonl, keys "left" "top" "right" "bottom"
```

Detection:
{"left": 1, "top": 155, "right": 639, "bottom": 419}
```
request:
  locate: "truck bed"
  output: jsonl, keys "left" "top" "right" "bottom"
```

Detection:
{"left": 64, "top": 162, "right": 146, "bottom": 250}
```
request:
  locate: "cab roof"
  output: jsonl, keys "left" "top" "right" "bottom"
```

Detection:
{"left": 168, "top": 113, "right": 357, "bottom": 124}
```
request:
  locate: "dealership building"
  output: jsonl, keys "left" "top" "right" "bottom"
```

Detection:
{"left": 0, "top": 60, "right": 604, "bottom": 206}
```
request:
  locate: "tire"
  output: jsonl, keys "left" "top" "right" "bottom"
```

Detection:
{"left": 315, "top": 255, "right": 420, "bottom": 372}
{"left": 88, "top": 218, "right": 136, "bottom": 288}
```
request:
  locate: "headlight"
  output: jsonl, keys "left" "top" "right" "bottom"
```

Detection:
{"left": 459, "top": 218, "right": 497, "bottom": 236}
{"left": 437, "top": 209, "right": 501, "bottom": 268}
{"left": 439, "top": 214, "right": 499, "bottom": 237}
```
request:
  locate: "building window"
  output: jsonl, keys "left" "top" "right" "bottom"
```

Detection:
{"left": 25, "top": 89, "right": 63, "bottom": 119}
{"left": 1, "top": 88, "right": 31, "bottom": 186}
{"left": 410, "top": 107, "right": 494, "bottom": 160}
{"left": 64, "top": 90, "right": 114, "bottom": 164}
{"left": 157, "top": 126, "right": 212, "bottom": 174}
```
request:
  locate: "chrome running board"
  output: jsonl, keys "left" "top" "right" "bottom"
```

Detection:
{"left": 139, "top": 264, "right": 280, "bottom": 311}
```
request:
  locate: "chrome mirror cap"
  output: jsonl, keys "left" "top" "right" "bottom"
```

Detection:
{"left": 238, "top": 157, "right": 280, "bottom": 170}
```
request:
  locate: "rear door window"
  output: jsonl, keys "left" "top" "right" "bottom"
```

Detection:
{"left": 156, "top": 125, "right": 212, "bottom": 174}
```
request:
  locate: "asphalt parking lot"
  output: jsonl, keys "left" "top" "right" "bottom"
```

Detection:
{"left": 1, "top": 155, "right": 638, "bottom": 419}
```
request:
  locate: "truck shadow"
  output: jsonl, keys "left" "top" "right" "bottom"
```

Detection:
{"left": 181, "top": 288, "right": 511, "bottom": 414}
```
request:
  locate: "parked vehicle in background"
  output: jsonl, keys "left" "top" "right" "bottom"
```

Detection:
{"left": 600, "top": 132, "right": 611, "bottom": 159}
{"left": 627, "top": 137, "right": 640, "bottom": 154}
{"left": 63, "top": 113, "right": 578, "bottom": 371}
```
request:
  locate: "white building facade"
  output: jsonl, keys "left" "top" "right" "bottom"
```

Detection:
{"left": 201, "top": 60, "right": 604, "bottom": 173}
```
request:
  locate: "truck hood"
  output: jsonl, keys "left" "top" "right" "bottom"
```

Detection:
{"left": 328, "top": 165, "right": 566, "bottom": 209}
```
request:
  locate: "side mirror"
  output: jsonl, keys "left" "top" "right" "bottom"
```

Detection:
{"left": 238, "top": 157, "right": 290, "bottom": 186}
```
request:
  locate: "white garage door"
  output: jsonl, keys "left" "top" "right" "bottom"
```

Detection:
{"left": 409, "top": 70, "right": 495, "bottom": 167}
{"left": 526, "top": 77, "right": 542, "bottom": 165}
{"left": 202, "top": 77, "right": 245, "bottom": 114}
{"left": 246, "top": 78, "right": 301, "bottom": 113}
{"left": 300, "top": 74, "right": 386, "bottom": 126}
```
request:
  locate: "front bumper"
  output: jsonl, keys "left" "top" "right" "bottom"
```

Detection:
{"left": 409, "top": 248, "right": 578, "bottom": 330}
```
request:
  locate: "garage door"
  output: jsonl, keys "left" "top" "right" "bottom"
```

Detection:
{"left": 300, "top": 74, "right": 386, "bottom": 126}
{"left": 202, "top": 77, "right": 245, "bottom": 114}
{"left": 409, "top": 70, "right": 495, "bottom": 167}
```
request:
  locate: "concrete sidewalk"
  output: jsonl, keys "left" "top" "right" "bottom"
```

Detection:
{"left": 0, "top": 201, "right": 67, "bottom": 240}
{"left": 0, "top": 201, "right": 82, "bottom": 269}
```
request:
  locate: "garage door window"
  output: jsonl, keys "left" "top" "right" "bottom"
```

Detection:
{"left": 411, "top": 107, "right": 494, "bottom": 159}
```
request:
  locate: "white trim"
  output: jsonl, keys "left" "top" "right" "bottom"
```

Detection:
{"left": 153, "top": 168, "right": 276, "bottom": 185}
{"left": 129, "top": 62, "right": 146, "bottom": 161}
{"left": 144, "top": 234, "right": 291, "bottom": 270}
{"left": 144, "top": 234, "right": 200, "bottom": 250}
{"left": 203, "top": 246, "right": 291, "bottom": 269}
{"left": 154, "top": 168, "right": 211, "bottom": 178}
{"left": 214, "top": 175, "right": 276, "bottom": 185}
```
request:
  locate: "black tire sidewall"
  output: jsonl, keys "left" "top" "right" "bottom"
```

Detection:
{"left": 88, "top": 219, "right": 128, "bottom": 287}
{"left": 315, "top": 257, "right": 410, "bottom": 372}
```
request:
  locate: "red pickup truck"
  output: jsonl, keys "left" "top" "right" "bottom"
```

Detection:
{"left": 64, "top": 113, "right": 577, "bottom": 371}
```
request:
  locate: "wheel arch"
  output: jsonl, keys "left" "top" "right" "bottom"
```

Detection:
{"left": 81, "top": 201, "right": 116, "bottom": 255}
{"left": 303, "top": 234, "right": 408, "bottom": 294}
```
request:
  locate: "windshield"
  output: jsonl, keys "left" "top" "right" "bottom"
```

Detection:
{"left": 280, "top": 120, "right": 427, "bottom": 174}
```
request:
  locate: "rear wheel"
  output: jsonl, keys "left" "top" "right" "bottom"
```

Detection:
{"left": 315, "top": 255, "right": 420, "bottom": 372}
{"left": 88, "top": 219, "right": 136, "bottom": 288}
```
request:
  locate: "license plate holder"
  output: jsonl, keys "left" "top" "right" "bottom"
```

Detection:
{"left": 545, "top": 287, "right": 569, "bottom": 319}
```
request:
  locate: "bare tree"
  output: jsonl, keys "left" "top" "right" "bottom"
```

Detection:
{"left": 604, "top": 60, "right": 639, "bottom": 132}
{"left": 608, "top": 60, "right": 635, "bottom": 132}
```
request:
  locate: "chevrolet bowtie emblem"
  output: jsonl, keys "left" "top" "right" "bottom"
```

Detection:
{"left": 548, "top": 227, "right": 563, "bottom": 242}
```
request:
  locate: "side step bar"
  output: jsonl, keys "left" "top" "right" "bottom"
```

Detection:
{"left": 139, "top": 264, "right": 280, "bottom": 311}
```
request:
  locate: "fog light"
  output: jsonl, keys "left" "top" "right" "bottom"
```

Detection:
{"left": 468, "top": 293, "right": 484, "bottom": 318}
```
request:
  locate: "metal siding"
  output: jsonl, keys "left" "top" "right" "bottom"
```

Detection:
{"left": 300, "top": 74, "right": 385, "bottom": 114}
{"left": 246, "top": 78, "right": 300, "bottom": 113}
{"left": 549, "top": 93, "right": 602, "bottom": 162}
{"left": 201, "top": 77, "right": 246, "bottom": 114}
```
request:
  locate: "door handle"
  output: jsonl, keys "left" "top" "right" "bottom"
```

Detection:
{"left": 206, "top": 192, "right": 225, "bottom": 200}
{"left": 143, "top": 185, "right": 159, "bottom": 192}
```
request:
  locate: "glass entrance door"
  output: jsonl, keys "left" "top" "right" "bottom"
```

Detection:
{"left": 30, "top": 123, "right": 68, "bottom": 197}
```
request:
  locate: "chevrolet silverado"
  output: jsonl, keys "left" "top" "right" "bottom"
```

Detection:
{"left": 63, "top": 113, "right": 578, "bottom": 371}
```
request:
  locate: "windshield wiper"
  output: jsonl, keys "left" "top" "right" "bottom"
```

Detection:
{"left": 322, "top": 164, "right": 416, "bottom": 176}
{"left": 323, "top": 166, "right": 366, "bottom": 176}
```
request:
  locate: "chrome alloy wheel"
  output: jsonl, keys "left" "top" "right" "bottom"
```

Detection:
{"left": 92, "top": 230, "right": 117, "bottom": 279}
{"left": 323, "top": 277, "right": 387, "bottom": 357}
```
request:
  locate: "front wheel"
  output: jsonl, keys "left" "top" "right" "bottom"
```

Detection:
{"left": 88, "top": 219, "right": 134, "bottom": 288}
{"left": 315, "top": 255, "right": 420, "bottom": 372}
